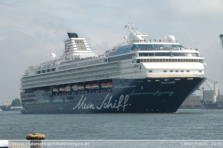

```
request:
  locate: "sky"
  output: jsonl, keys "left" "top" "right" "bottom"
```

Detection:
{"left": 0, "top": 0, "right": 223, "bottom": 104}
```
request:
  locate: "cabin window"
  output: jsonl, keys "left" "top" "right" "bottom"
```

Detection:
{"left": 172, "top": 53, "right": 190, "bottom": 56}
{"left": 191, "top": 53, "right": 199, "bottom": 57}
{"left": 155, "top": 53, "right": 171, "bottom": 56}
{"left": 139, "top": 53, "right": 148, "bottom": 56}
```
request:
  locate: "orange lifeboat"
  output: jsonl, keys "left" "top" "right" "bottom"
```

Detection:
{"left": 101, "top": 83, "right": 108, "bottom": 88}
{"left": 107, "top": 82, "right": 112, "bottom": 88}
{"left": 53, "top": 88, "right": 58, "bottom": 92}
{"left": 85, "top": 84, "right": 93, "bottom": 89}
{"left": 92, "top": 84, "right": 99, "bottom": 89}
{"left": 78, "top": 85, "right": 84, "bottom": 90}
{"left": 59, "top": 87, "right": 65, "bottom": 92}
{"left": 101, "top": 82, "right": 112, "bottom": 88}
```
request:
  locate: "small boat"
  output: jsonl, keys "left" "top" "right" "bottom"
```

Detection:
{"left": 101, "top": 82, "right": 113, "bottom": 88}
{"left": 107, "top": 82, "right": 112, "bottom": 88}
{"left": 92, "top": 84, "right": 99, "bottom": 89}
{"left": 53, "top": 88, "right": 58, "bottom": 92}
{"left": 101, "top": 83, "right": 108, "bottom": 88}
{"left": 78, "top": 85, "right": 84, "bottom": 90}
{"left": 85, "top": 84, "right": 93, "bottom": 89}
{"left": 72, "top": 85, "right": 78, "bottom": 91}
{"left": 59, "top": 87, "right": 65, "bottom": 92}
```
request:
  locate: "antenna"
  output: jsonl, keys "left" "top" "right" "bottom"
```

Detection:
{"left": 219, "top": 34, "right": 223, "bottom": 95}
{"left": 125, "top": 22, "right": 140, "bottom": 34}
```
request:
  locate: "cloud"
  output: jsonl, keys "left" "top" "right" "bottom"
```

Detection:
{"left": 0, "top": 0, "right": 223, "bottom": 103}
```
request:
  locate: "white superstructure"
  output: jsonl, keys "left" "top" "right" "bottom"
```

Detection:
{"left": 21, "top": 23, "right": 205, "bottom": 90}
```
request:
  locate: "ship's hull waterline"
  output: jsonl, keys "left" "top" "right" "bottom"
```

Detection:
{"left": 21, "top": 77, "right": 205, "bottom": 114}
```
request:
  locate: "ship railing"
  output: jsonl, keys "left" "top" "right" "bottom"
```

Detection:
{"left": 130, "top": 48, "right": 199, "bottom": 52}
{"left": 59, "top": 55, "right": 106, "bottom": 66}
{"left": 52, "top": 89, "right": 113, "bottom": 96}
{"left": 22, "top": 63, "right": 120, "bottom": 82}
{"left": 21, "top": 69, "right": 119, "bottom": 87}
{"left": 22, "top": 73, "right": 114, "bottom": 89}
{"left": 136, "top": 40, "right": 178, "bottom": 43}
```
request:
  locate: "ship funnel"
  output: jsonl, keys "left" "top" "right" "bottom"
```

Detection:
{"left": 67, "top": 32, "right": 78, "bottom": 38}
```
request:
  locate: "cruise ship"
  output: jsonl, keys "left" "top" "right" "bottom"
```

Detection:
{"left": 20, "top": 23, "right": 206, "bottom": 114}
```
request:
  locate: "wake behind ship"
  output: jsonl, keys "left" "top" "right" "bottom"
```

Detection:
{"left": 20, "top": 23, "right": 205, "bottom": 114}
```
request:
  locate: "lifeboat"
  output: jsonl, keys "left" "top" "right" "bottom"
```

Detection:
{"left": 59, "top": 87, "right": 65, "bottom": 92}
{"left": 101, "top": 83, "right": 107, "bottom": 88}
{"left": 101, "top": 82, "right": 113, "bottom": 88}
{"left": 53, "top": 88, "right": 58, "bottom": 92}
{"left": 101, "top": 83, "right": 108, "bottom": 88}
{"left": 85, "top": 84, "right": 93, "bottom": 89}
{"left": 107, "top": 82, "right": 112, "bottom": 88}
{"left": 78, "top": 85, "right": 84, "bottom": 90}
{"left": 72, "top": 85, "right": 78, "bottom": 91}
{"left": 64, "top": 86, "right": 71, "bottom": 92}
{"left": 92, "top": 84, "right": 99, "bottom": 89}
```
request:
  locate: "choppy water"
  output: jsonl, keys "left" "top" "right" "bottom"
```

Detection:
{"left": 0, "top": 109, "right": 223, "bottom": 147}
